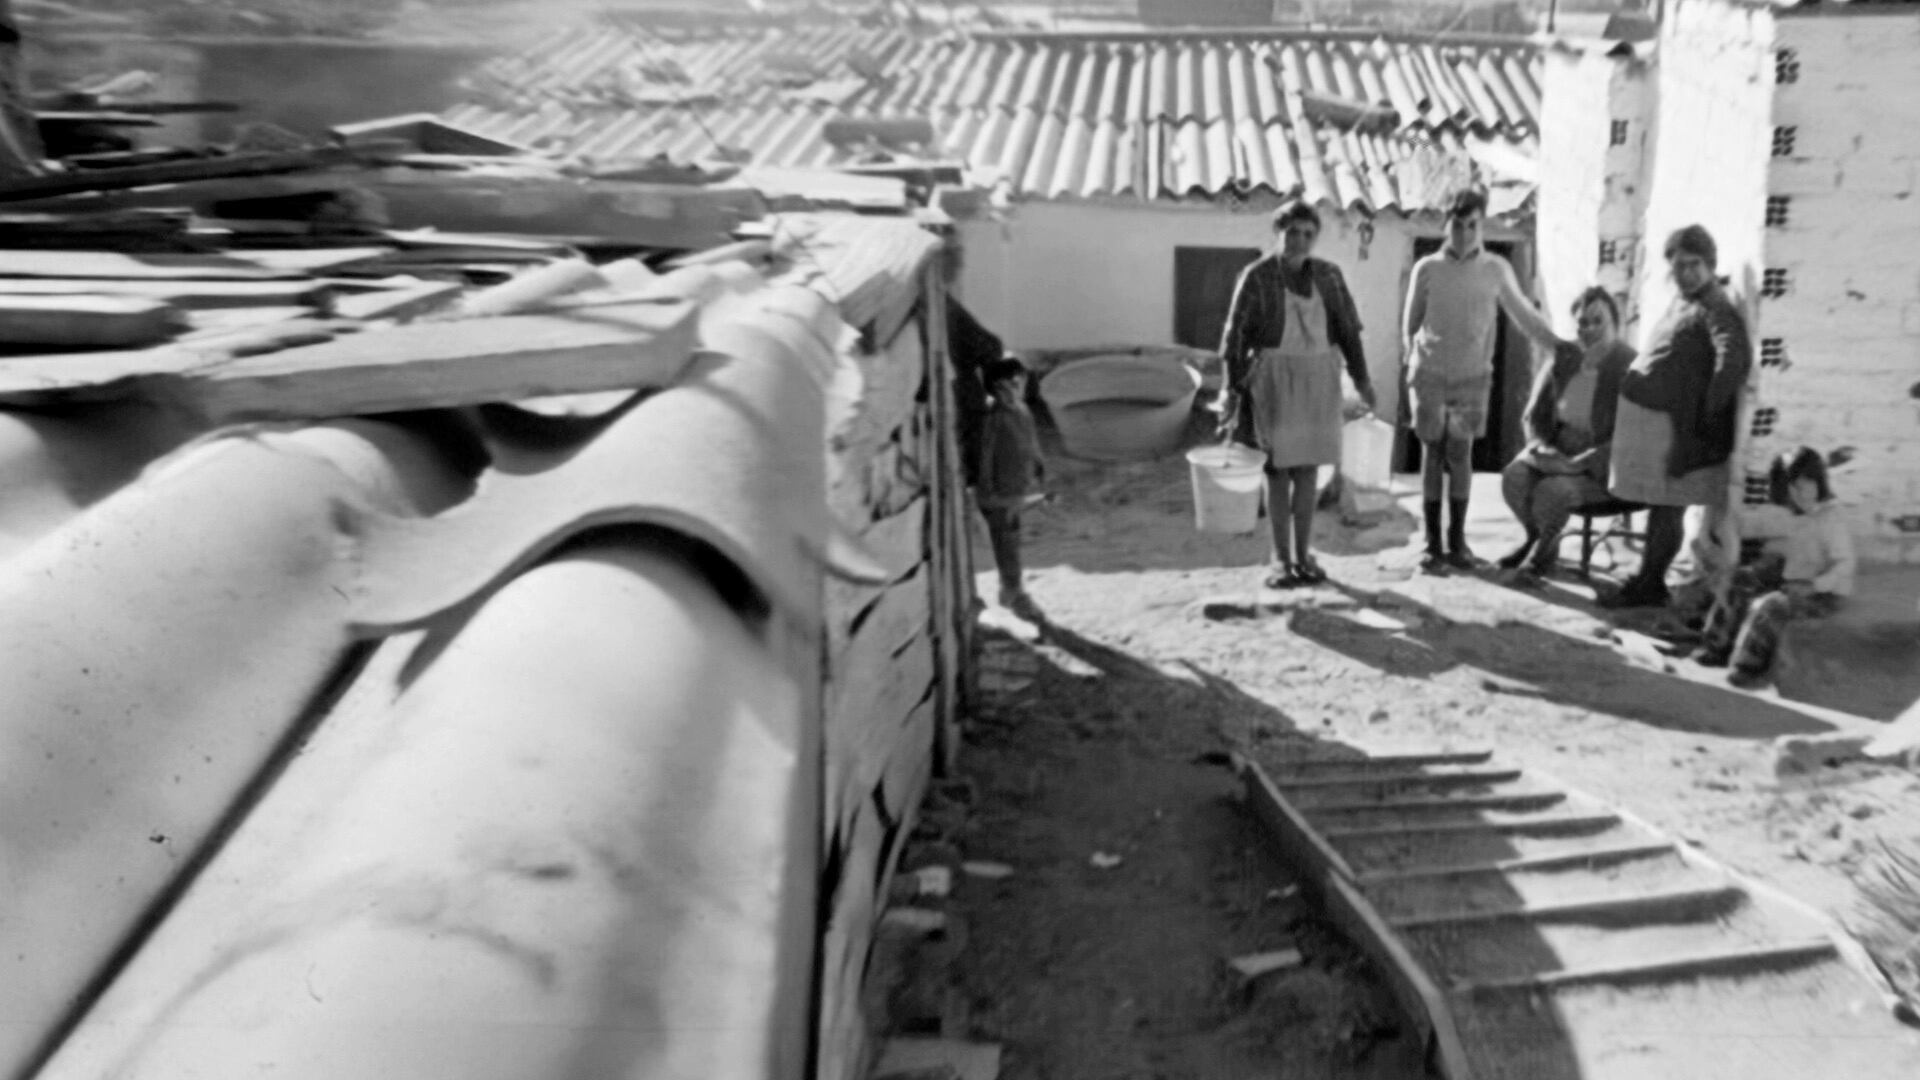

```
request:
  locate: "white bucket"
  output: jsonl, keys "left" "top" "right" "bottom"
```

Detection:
{"left": 1186, "top": 444, "right": 1267, "bottom": 534}
{"left": 1341, "top": 416, "right": 1396, "bottom": 492}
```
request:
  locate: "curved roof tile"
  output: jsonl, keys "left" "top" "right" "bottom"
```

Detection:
{"left": 449, "top": 22, "right": 1539, "bottom": 216}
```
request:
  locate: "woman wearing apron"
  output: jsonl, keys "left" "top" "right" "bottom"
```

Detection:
{"left": 1216, "top": 200, "right": 1377, "bottom": 589}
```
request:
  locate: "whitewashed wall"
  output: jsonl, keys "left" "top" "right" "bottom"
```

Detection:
{"left": 1749, "top": 9, "right": 1920, "bottom": 562}
{"left": 1538, "top": 43, "right": 1656, "bottom": 342}
{"left": 1639, "top": 0, "right": 1776, "bottom": 543}
{"left": 955, "top": 199, "right": 1533, "bottom": 424}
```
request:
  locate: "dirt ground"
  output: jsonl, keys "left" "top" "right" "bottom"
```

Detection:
{"left": 929, "top": 415, "right": 1920, "bottom": 1079}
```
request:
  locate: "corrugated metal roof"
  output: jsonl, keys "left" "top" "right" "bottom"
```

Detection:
{"left": 445, "top": 24, "right": 1541, "bottom": 215}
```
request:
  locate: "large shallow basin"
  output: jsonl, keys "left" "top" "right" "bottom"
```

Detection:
{"left": 1039, "top": 355, "right": 1201, "bottom": 462}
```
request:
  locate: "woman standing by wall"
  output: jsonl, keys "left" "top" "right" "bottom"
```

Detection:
{"left": 1214, "top": 200, "right": 1376, "bottom": 589}
{"left": 1497, "top": 287, "right": 1636, "bottom": 582}
{"left": 1601, "top": 224, "right": 1753, "bottom": 610}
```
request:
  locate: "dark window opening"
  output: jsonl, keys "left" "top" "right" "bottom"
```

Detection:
{"left": 1173, "top": 245, "right": 1263, "bottom": 353}
{"left": 1762, "top": 269, "right": 1790, "bottom": 298}
{"left": 1771, "top": 126, "right": 1797, "bottom": 157}
{"left": 1609, "top": 119, "right": 1629, "bottom": 146}
{"left": 1760, "top": 338, "right": 1787, "bottom": 368}
{"left": 1765, "top": 196, "right": 1790, "bottom": 227}
{"left": 1775, "top": 48, "right": 1800, "bottom": 84}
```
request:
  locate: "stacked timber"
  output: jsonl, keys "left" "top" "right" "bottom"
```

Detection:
{"left": 0, "top": 200, "right": 969, "bottom": 1080}
{"left": 805, "top": 214, "right": 975, "bottom": 1080}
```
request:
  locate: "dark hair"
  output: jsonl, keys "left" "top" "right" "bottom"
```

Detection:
{"left": 983, "top": 357, "right": 1027, "bottom": 385}
{"left": 1768, "top": 445, "right": 1833, "bottom": 509}
{"left": 1663, "top": 224, "right": 1718, "bottom": 268}
{"left": 1446, "top": 188, "right": 1488, "bottom": 221}
{"left": 1271, "top": 199, "right": 1321, "bottom": 234}
{"left": 1571, "top": 286, "right": 1619, "bottom": 327}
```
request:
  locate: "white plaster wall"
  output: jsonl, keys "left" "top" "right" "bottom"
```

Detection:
{"left": 1639, "top": 0, "right": 1776, "bottom": 544}
{"left": 1640, "top": 0, "right": 1773, "bottom": 342}
{"left": 954, "top": 199, "right": 1533, "bottom": 424}
{"left": 1537, "top": 46, "right": 1655, "bottom": 340}
{"left": 1748, "top": 10, "right": 1920, "bottom": 562}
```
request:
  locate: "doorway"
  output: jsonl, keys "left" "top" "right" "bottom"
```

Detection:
{"left": 1173, "top": 245, "right": 1262, "bottom": 353}
{"left": 1393, "top": 238, "right": 1531, "bottom": 474}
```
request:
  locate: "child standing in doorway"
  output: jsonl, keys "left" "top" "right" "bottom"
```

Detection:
{"left": 975, "top": 356, "right": 1045, "bottom": 623}
{"left": 1692, "top": 446, "right": 1854, "bottom": 689}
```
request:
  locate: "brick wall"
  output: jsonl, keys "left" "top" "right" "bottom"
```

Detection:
{"left": 1639, "top": 0, "right": 1775, "bottom": 540}
{"left": 1751, "top": 9, "right": 1920, "bottom": 561}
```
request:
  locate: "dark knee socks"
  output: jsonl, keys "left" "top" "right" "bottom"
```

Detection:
{"left": 1449, "top": 497, "right": 1471, "bottom": 554}
{"left": 1424, "top": 499, "right": 1444, "bottom": 555}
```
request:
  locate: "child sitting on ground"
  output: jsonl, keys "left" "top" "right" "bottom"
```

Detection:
{"left": 975, "top": 356, "right": 1045, "bottom": 623}
{"left": 1692, "top": 446, "right": 1854, "bottom": 689}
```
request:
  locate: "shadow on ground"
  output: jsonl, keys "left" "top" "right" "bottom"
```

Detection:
{"left": 1270, "top": 583, "right": 1839, "bottom": 741}
{"left": 1020, "top": 404, "right": 1418, "bottom": 574}
{"left": 947, "top": 621, "right": 1449, "bottom": 1080}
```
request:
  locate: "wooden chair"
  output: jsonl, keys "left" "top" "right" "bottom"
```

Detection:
{"left": 1564, "top": 497, "right": 1646, "bottom": 575}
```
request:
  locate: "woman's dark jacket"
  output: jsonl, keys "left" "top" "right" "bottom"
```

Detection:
{"left": 1217, "top": 254, "right": 1370, "bottom": 444}
{"left": 1522, "top": 339, "right": 1635, "bottom": 482}
{"left": 1616, "top": 282, "right": 1752, "bottom": 477}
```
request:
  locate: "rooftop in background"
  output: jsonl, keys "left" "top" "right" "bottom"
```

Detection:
{"left": 445, "top": 16, "right": 1544, "bottom": 217}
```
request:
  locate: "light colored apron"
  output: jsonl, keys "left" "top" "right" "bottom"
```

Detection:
{"left": 1250, "top": 282, "right": 1343, "bottom": 469}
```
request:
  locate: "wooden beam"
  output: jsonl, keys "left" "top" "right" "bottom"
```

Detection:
{"left": 1319, "top": 812, "right": 1623, "bottom": 841}
{"left": 0, "top": 277, "right": 329, "bottom": 309}
{"left": 1273, "top": 767, "right": 1522, "bottom": 791}
{"left": 1354, "top": 840, "right": 1677, "bottom": 884}
{"left": 1457, "top": 939, "right": 1839, "bottom": 995}
{"left": 329, "top": 281, "right": 464, "bottom": 322}
{"left": 173, "top": 300, "right": 700, "bottom": 424}
{"left": 1301, "top": 791, "right": 1566, "bottom": 816}
{"left": 0, "top": 301, "right": 699, "bottom": 419}
{"left": 0, "top": 294, "right": 184, "bottom": 348}
{"left": 1265, "top": 750, "right": 1494, "bottom": 772}
{"left": 1238, "top": 756, "right": 1473, "bottom": 1080}
{"left": 1236, "top": 753, "right": 1362, "bottom": 882}
{"left": 0, "top": 145, "right": 374, "bottom": 204}
{"left": 0, "top": 249, "right": 300, "bottom": 281}
{"left": 1388, "top": 883, "right": 1743, "bottom": 930}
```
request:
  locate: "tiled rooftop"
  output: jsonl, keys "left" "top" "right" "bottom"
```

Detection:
{"left": 445, "top": 22, "right": 1542, "bottom": 215}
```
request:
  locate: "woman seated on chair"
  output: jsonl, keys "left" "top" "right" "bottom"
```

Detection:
{"left": 1496, "top": 287, "right": 1636, "bottom": 582}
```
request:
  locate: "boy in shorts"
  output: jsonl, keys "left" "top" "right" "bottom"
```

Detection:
{"left": 1401, "top": 190, "right": 1563, "bottom": 573}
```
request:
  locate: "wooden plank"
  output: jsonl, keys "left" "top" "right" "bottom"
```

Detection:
{"left": 858, "top": 497, "right": 931, "bottom": 584}
{"left": 1354, "top": 840, "right": 1678, "bottom": 884}
{"left": 330, "top": 281, "right": 464, "bottom": 322}
{"left": 1236, "top": 753, "right": 1362, "bottom": 881}
{"left": 1320, "top": 813, "right": 1621, "bottom": 841}
{"left": 1266, "top": 750, "right": 1495, "bottom": 771}
{"left": 1302, "top": 791, "right": 1566, "bottom": 816}
{"left": 830, "top": 633, "right": 937, "bottom": 823}
{"left": 0, "top": 294, "right": 183, "bottom": 348}
{"left": 0, "top": 145, "right": 373, "bottom": 204}
{"left": 1323, "top": 871, "right": 1476, "bottom": 1080}
{"left": 879, "top": 697, "right": 938, "bottom": 827}
{"left": 0, "top": 277, "right": 328, "bottom": 309}
{"left": 819, "top": 803, "right": 887, "bottom": 1080}
{"left": 167, "top": 300, "right": 700, "bottom": 424}
{"left": 828, "top": 564, "right": 931, "bottom": 666}
{"left": 0, "top": 249, "right": 297, "bottom": 280}
{"left": 1458, "top": 939, "right": 1839, "bottom": 995}
{"left": 227, "top": 247, "right": 396, "bottom": 275}
{"left": 1388, "top": 883, "right": 1742, "bottom": 930}
{"left": 1274, "top": 767, "right": 1522, "bottom": 790}
{"left": 1240, "top": 757, "right": 1472, "bottom": 1080}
